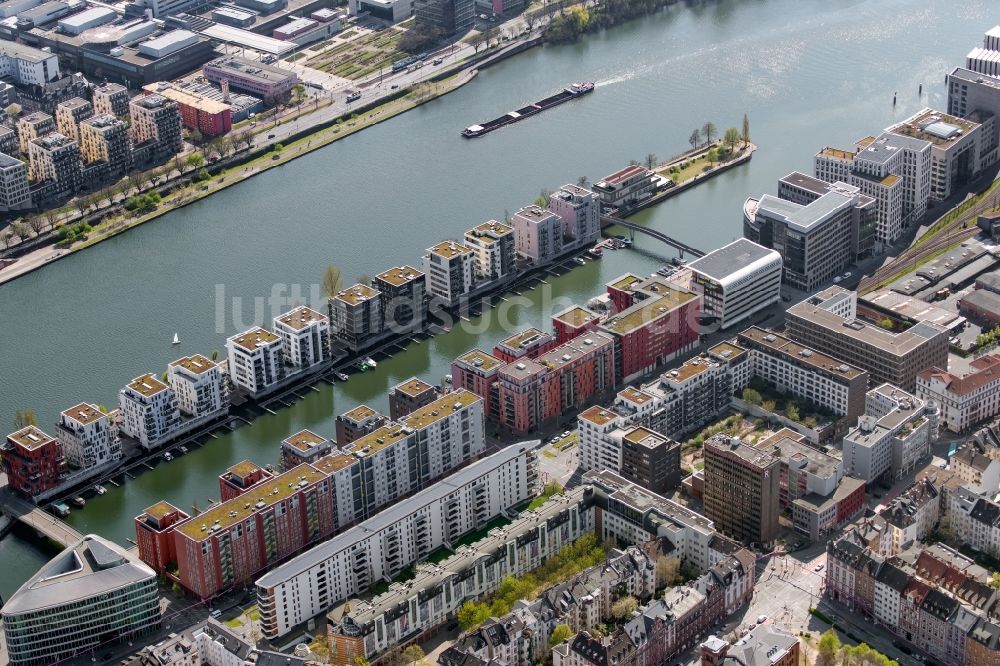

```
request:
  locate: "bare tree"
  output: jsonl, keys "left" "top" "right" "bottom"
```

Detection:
{"left": 1, "top": 230, "right": 11, "bottom": 250}
{"left": 701, "top": 121, "right": 716, "bottom": 145}
{"left": 688, "top": 129, "right": 700, "bottom": 149}
{"left": 645, "top": 153, "right": 658, "bottom": 169}
{"left": 26, "top": 215, "right": 45, "bottom": 235}
{"left": 44, "top": 208, "right": 59, "bottom": 231}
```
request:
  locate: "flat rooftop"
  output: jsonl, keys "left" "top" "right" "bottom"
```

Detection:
{"left": 282, "top": 429, "right": 327, "bottom": 452}
{"left": 499, "top": 327, "right": 550, "bottom": 351}
{"left": 623, "top": 427, "right": 671, "bottom": 450}
{"left": 178, "top": 464, "right": 326, "bottom": 539}
{"left": 428, "top": 240, "right": 471, "bottom": 259}
{"left": 61, "top": 402, "right": 103, "bottom": 426}
{"left": 349, "top": 423, "right": 407, "bottom": 456}
{"left": 597, "top": 164, "right": 651, "bottom": 188}
{"left": 392, "top": 377, "right": 434, "bottom": 398}
{"left": 456, "top": 349, "right": 504, "bottom": 372}
{"left": 608, "top": 273, "right": 643, "bottom": 292}
{"left": 335, "top": 284, "right": 380, "bottom": 306}
{"left": 498, "top": 357, "right": 547, "bottom": 381}
{"left": 226, "top": 460, "right": 262, "bottom": 478}
{"left": 466, "top": 221, "right": 513, "bottom": 242}
{"left": 126, "top": 373, "right": 168, "bottom": 398}
{"left": 579, "top": 405, "right": 619, "bottom": 427}
{"left": 376, "top": 265, "right": 422, "bottom": 287}
{"left": 310, "top": 452, "right": 356, "bottom": 475}
{"left": 587, "top": 469, "right": 714, "bottom": 531}
{"left": 339, "top": 404, "right": 379, "bottom": 423}
{"left": 663, "top": 355, "right": 721, "bottom": 383}
{"left": 861, "top": 289, "right": 964, "bottom": 330}
{"left": 708, "top": 340, "right": 747, "bottom": 362}
{"left": 229, "top": 327, "right": 280, "bottom": 352}
{"left": 169, "top": 354, "right": 217, "bottom": 375}
{"left": 889, "top": 108, "right": 979, "bottom": 147}
{"left": 601, "top": 289, "right": 698, "bottom": 336}
{"left": 553, "top": 305, "right": 599, "bottom": 328}
{"left": 275, "top": 305, "right": 326, "bottom": 331}
{"left": 142, "top": 83, "right": 230, "bottom": 115}
{"left": 618, "top": 386, "right": 653, "bottom": 405}
{"left": 7, "top": 426, "right": 55, "bottom": 450}
{"left": 200, "top": 28, "right": 296, "bottom": 56}
{"left": 818, "top": 146, "right": 854, "bottom": 161}
{"left": 706, "top": 434, "right": 780, "bottom": 471}
{"left": 142, "top": 500, "right": 181, "bottom": 522}
{"left": 687, "top": 238, "right": 780, "bottom": 283}
{"left": 535, "top": 334, "right": 612, "bottom": 372}
{"left": 756, "top": 190, "right": 857, "bottom": 234}
{"left": 402, "top": 389, "right": 480, "bottom": 430}
{"left": 737, "top": 326, "right": 866, "bottom": 380}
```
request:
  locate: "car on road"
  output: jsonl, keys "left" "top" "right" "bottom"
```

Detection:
{"left": 433, "top": 58, "right": 443, "bottom": 65}
{"left": 833, "top": 276, "right": 843, "bottom": 283}
{"left": 843, "top": 271, "right": 853, "bottom": 279}
{"left": 347, "top": 92, "right": 362, "bottom": 103}
{"left": 814, "top": 563, "right": 824, "bottom": 572}
{"left": 267, "top": 133, "right": 275, "bottom": 139}
{"left": 210, "top": 609, "right": 222, "bottom": 618}
{"left": 756, "top": 614, "right": 767, "bottom": 624}
{"left": 391, "top": 84, "right": 399, "bottom": 89}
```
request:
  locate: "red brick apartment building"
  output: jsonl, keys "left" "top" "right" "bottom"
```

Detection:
{"left": 2, "top": 426, "right": 67, "bottom": 498}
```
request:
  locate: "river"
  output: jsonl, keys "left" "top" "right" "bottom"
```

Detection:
{"left": 0, "top": 0, "right": 991, "bottom": 599}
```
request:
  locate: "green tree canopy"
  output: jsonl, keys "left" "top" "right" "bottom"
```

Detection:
{"left": 550, "top": 623, "right": 573, "bottom": 647}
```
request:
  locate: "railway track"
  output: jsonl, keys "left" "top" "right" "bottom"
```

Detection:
{"left": 859, "top": 185, "right": 1000, "bottom": 292}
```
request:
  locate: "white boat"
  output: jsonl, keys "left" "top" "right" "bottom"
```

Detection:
{"left": 172, "top": 333, "right": 180, "bottom": 345}
{"left": 163, "top": 452, "right": 173, "bottom": 461}
{"left": 575, "top": 257, "right": 586, "bottom": 265}
{"left": 364, "top": 357, "right": 377, "bottom": 369}
{"left": 95, "top": 485, "right": 107, "bottom": 495}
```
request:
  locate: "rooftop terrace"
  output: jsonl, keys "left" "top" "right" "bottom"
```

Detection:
{"left": 126, "top": 373, "right": 168, "bottom": 398}
{"left": 282, "top": 429, "right": 327, "bottom": 452}
{"left": 7, "top": 426, "right": 55, "bottom": 450}
{"left": 601, "top": 289, "right": 698, "bottom": 336}
{"left": 335, "top": 284, "right": 380, "bottom": 307}
{"left": 275, "top": 306, "right": 327, "bottom": 331}
{"left": 456, "top": 349, "right": 504, "bottom": 372}
{"left": 229, "top": 327, "right": 280, "bottom": 352}
{"left": 376, "top": 265, "right": 423, "bottom": 288}
{"left": 169, "top": 354, "right": 217, "bottom": 375}
{"left": 393, "top": 377, "right": 434, "bottom": 397}
{"left": 61, "top": 402, "right": 104, "bottom": 426}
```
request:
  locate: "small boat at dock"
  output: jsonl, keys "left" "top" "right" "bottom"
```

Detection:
{"left": 163, "top": 451, "right": 173, "bottom": 461}
{"left": 95, "top": 485, "right": 107, "bottom": 495}
{"left": 588, "top": 246, "right": 603, "bottom": 258}
{"left": 178, "top": 446, "right": 188, "bottom": 455}
{"left": 336, "top": 372, "right": 350, "bottom": 381}
{"left": 364, "top": 357, "right": 377, "bottom": 369}
{"left": 52, "top": 502, "right": 70, "bottom": 517}
{"left": 574, "top": 257, "right": 587, "bottom": 265}
{"left": 71, "top": 496, "right": 86, "bottom": 508}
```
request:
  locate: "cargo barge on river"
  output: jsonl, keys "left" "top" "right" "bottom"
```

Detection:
{"left": 462, "top": 81, "right": 594, "bottom": 137}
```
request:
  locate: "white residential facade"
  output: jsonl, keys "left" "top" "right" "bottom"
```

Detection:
{"left": 54, "top": 403, "right": 121, "bottom": 471}
{"left": 917, "top": 354, "right": 1000, "bottom": 433}
{"left": 273, "top": 306, "right": 330, "bottom": 371}
{"left": 118, "top": 374, "right": 181, "bottom": 449}
{"left": 225, "top": 327, "right": 284, "bottom": 397}
{"left": 842, "top": 384, "right": 935, "bottom": 483}
{"left": 167, "top": 354, "right": 229, "bottom": 418}
{"left": 423, "top": 241, "right": 475, "bottom": 306}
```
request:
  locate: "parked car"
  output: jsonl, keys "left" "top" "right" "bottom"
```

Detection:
{"left": 756, "top": 615, "right": 767, "bottom": 624}
{"left": 814, "top": 563, "right": 825, "bottom": 572}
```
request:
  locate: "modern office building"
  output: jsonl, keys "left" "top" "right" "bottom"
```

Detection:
{"left": 375, "top": 265, "right": 425, "bottom": 331}
{"left": 0, "top": 153, "right": 31, "bottom": 211}
{"left": 348, "top": 0, "right": 412, "bottom": 22}
{"left": 118, "top": 373, "right": 181, "bottom": 449}
{"left": 1, "top": 535, "right": 160, "bottom": 666}
{"left": 464, "top": 220, "right": 516, "bottom": 282}
{"left": 548, "top": 183, "right": 601, "bottom": 247}
{"left": 0, "top": 125, "right": 18, "bottom": 156}
{"left": 202, "top": 56, "right": 299, "bottom": 101}
{"left": 329, "top": 283, "right": 383, "bottom": 352}
{"left": 423, "top": 240, "right": 475, "bottom": 307}
{"left": 92, "top": 81, "right": 129, "bottom": 117}
{"left": 702, "top": 434, "right": 781, "bottom": 546}
{"left": 735, "top": 326, "right": 869, "bottom": 420}
{"left": 387, "top": 376, "right": 438, "bottom": 420}
{"left": 0, "top": 40, "right": 60, "bottom": 86}
{"left": 334, "top": 404, "right": 387, "bottom": 446}
{"left": 917, "top": 354, "right": 1000, "bottom": 433}
{"left": 785, "top": 287, "right": 949, "bottom": 391}
{"left": 27, "top": 133, "right": 80, "bottom": 198}
{"left": 599, "top": 278, "right": 702, "bottom": 383}
{"left": 255, "top": 444, "right": 538, "bottom": 639}
{"left": 886, "top": 108, "right": 986, "bottom": 202}
{"left": 591, "top": 164, "right": 657, "bottom": 208}
{"left": 686, "top": 238, "right": 782, "bottom": 329}
{"left": 618, "top": 426, "right": 681, "bottom": 495}
{"left": 78, "top": 114, "right": 131, "bottom": 180}
{"left": 54, "top": 402, "right": 121, "bottom": 472}
{"left": 744, "top": 172, "right": 876, "bottom": 289}
{"left": 167, "top": 354, "right": 229, "bottom": 419}
{"left": 1, "top": 425, "right": 67, "bottom": 498}
{"left": 273, "top": 305, "right": 330, "bottom": 371}
{"left": 842, "top": 384, "right": 936, "bottom": 484}
{"left": 226, "top": 327, "right": 284, "bottom": 398}
{"left": 513, "top": 204, "right": 564, "bottom": 264}
{"left": 129, "top": 94, "right": 182, "bottom": 163}
{"left": 412, "top": 0, "right": 472, "bottom": 34}
{"left": 16, "top": 111, "right": 54, "bottom": 153}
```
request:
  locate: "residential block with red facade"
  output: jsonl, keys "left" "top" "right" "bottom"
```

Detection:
{"left": 497, "top": 332, "right": 616, "bottom": 434}
{"left": 599, "top": 278, "right": 702, "bottom": 383}
{"left": 218, "top": 460, "right": 274, "bottom": 501}
{"left": 493, "top": 327, "right": 557, "bottom": 363}
{"left": 134, "top": 501, "right": 190, "bottom": 573}
{"left": 2, "top": 426, "right": 68, "bottom": 499}
{"left": 142, "top": 83, "right": 232, "bottom": 136}
{"left": 451, "top": 348, "right": 505, "bottom": 420}
{"left": 552, "top": 305, "right": 601, "bottom": 344}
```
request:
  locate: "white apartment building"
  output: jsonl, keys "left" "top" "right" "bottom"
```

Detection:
{"left": 118, "top": 373, "right": 181, "bottom": 449}
{"left": 512, "top": 205, "right": 563, "bottom": 264}
{"left": 842, "top": 384, "right": 935, "bottom": 483}
{"left": 423, "top": 241, "right": 475, "bottom": 306}
{"left": 917, "top": 354, "right": 1000, "bottom": 433}
{"left": 548, "top": 183, "right": 601, "bottom": 247}
{"left": 463, "top": 221, "right": 515, "bottom": 283}
{"left": 686, "top": 238, "right": 782, "bottom": 329}
{"left": 329, "top": 489, "right": 592, "bottom": 657}
{"left": 273, "top": 305, "right": 330, "bottom": 371}
{"left": 0, "top": 153, "right": 30, "bottom": 212}
{"left": 578, "top": 404, "right": 626, "bottom": 473}
{"left": 167, "top": 354, "right": 228, "bottom": 419}
{"left": 255, "top": 443, "right": 539, "bottom": 639}
{"left": 225, "top": 327, "right": 284, "bottom": 398}
{"left": 54, "top": 403, "right": 121, "bottom": 471}
{"left": 349, "top": 390, "right": 485, "bottom": 510}
{"left": 0, "top": 41, "right": 60, "bottom": 86}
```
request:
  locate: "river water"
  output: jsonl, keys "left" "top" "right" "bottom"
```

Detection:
{"left": 0, "top": 0, "right": 990, "bottom": 599}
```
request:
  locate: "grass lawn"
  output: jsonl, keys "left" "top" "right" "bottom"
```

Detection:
{"left": 225, "top": 617, "right": 243, "bottom": 628}
{"left": 305, "top": 29, "right": 407, "bottom": 79}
